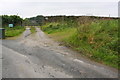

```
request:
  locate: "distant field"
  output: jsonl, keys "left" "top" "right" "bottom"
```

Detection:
{"left": 41, "top": 19, "right": 119, "bottom": 69}
{"left": 5, "top": 26, "right": 25, "bottom": 37}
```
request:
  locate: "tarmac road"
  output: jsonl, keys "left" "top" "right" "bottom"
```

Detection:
{"left": 1, "top": 27, "right": 118, "bottom": 78}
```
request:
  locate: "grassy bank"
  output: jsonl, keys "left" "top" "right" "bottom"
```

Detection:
{"left": 5, "top": 26, "right": 25, "bottom": 37}
{"left": 41, "top": 19, "right": 119, "bottom": 69}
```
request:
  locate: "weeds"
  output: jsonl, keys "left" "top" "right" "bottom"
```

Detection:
{"left": 41, "top": 17, "right": 119, "bottom": 69}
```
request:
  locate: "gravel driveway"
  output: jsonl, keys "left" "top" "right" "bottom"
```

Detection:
{"left": 1, "top": 27, "right": 118, "bottom": 78}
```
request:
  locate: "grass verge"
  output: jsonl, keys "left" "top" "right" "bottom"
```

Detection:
{"left": 41, "top": 19, "right": 119, "bottom": 69}
{"left": 30, "top": 26, "right": 36, "bottom": 33}
{"left": 5, "top": 26, "right": 25, "bottom": 37}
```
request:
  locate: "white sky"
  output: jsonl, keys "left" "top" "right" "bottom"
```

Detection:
{"left": 0, "top": 0, "right": 119, "bottom": 18}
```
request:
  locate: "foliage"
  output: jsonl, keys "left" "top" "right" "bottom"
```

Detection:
{"left": 2, "top": 15, "right": 23, "bottom": 26}
{"left": 25, "top": 15, "right": 44, "bottom": 26}
{"left": 41, "top": 18, "right": 119, "bottom": 69}
{"left": 41, "top": 18, "right": 76, "bottom": 34}
{"left": 68, "top": 19, "right": 118, "bottom": 68}
{"left": 23, "top": 19, "right": 31, "bottom": 26}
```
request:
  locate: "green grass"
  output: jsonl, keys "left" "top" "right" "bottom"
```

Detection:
{"left": 47, "top": 28, "right": 76, "bottom": 42}
{"left": 30, "top": 26, "right": 36, "bottom": 33}
{"left": 5, "top": 26, "right": 25, "bottom": 37}
{"left": 41, "top": 19, "right": 119, "bottom": 69}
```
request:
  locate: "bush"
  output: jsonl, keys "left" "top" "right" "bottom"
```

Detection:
{"left": 68, "top": 19, "right": 118, "bottom": 68}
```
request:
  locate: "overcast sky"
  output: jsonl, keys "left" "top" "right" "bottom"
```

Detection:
{"left": 0, "top": 0, "right": 119, "bottom": 18}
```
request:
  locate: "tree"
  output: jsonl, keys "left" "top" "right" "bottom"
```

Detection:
{"left": 2, "top": 15, "right": 23, "bottom": 27}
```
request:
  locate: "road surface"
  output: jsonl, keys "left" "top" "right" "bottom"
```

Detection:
{"left": 1, "top": 27, "right": 118, "bottom": 78}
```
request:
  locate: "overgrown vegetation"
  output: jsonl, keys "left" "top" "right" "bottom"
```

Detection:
{"left": 5, "top": 26, "right": 25, "bottom": 37}
{"left": 41, "top": 17, "right": 119, "bottom": 69}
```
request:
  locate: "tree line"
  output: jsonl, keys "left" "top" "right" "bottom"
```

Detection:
{"left": 2, "top": 15, "right": 23, "bottom": 27}
{"left": 2, "top": 15, "right": 118, "bottom": 27}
